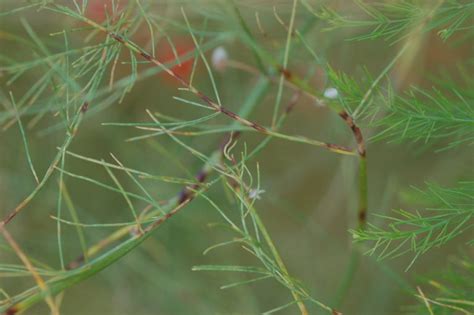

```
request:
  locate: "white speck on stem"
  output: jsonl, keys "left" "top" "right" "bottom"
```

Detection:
{"left": 211, "top": 46, "right": 228, "bottom": 71}
{"left": 323, "top": 87, "right": 339, "bottom": 99}
{"left": 249, "top": 188, "right": 265, "bottom": 200}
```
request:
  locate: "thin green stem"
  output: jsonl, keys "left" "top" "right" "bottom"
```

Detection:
{"left": 272, "top": 0, "right": 298, "bottom": 128}
{"left": 9, "top": 91, "right": 39, "bottom": 184}
{"left": 231, "top": 1, "right": 267, "bottom": 74}
{"left": 250, "top": 206, "right": 310, "bottom": 315}
{"left": 331, "top": 248, "right": 360, "bottom": 308}
{"left": 1, "top": 103, "right": 86, "bottom": 226}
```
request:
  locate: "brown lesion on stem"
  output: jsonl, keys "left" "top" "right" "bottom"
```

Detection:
{"left": 80, "top": 101, "right": 89, "bottom": 113}
{"left": 177, "top": 169, "right": 209, "bottom": 205}
{"left": 338, "top": 111, "right": 366, "bottom": 157}
{"left": 143, "top": 197, "right": 193, "bottom": 233}
{"left": 285, "top": 92, "right": 301, "bottom": 114}
{"left": 338, "top": 110, "right": 368, "bottom": 228}
{"left": 108, "top": 32, "right": 125, "bottom": 44}
{"left": 195, "top": 91, "right": 216, "bottom": 109}
{"left": 278, "top": 66, "right": 292, "bottom": 80}
{"left": 358, "top": 209, "right": 367, "bottom": 223}
{"left": 138, "top": 50, "right": 152, "bottom": 61}
{"left": 219, "top": 107, "right": 268, "bottom": 134}
{"left": 1, "top": 210, "right": 17, "bottom": 228}
{"left": 324, "top": 142, "right": 351, "bottom": 153}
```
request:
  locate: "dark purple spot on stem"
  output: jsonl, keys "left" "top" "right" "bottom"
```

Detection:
{"left": 81, "top": 102, "right": 89, "bottom": 113}
{"left": 196, "top": 170, "right": 208, "bottom": 183}
{"left": 178, "top": 189, "right": 190, "bottom": 204}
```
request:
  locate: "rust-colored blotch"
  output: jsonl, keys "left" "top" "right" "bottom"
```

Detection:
{"left": 156, "top": 38, "right": 196, "bottom": 85}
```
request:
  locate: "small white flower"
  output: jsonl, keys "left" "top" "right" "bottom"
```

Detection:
{"left": 211, "top": 46, "right": 228, "bottom": 71}
{"left": 323, "top": 87, "right": 339, "bottom": 99}
{"left": 249, "top": 188, "right": 265, "bottom": 200}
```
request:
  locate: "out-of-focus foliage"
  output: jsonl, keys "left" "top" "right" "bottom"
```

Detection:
{"left": 0, "top": 0, "right": 473, "bottom": 314}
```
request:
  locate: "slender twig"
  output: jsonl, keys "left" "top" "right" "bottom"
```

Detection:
{"left": 55, "top": 6, "right": 354, "bottom": 156}
{"left": 64, "top": 76, "right": 273, "bottom": 270}
{"left": 417, "top": 286, "right": 435, "bottom": 315}
{"left": 227, "top": 57, "right": 369, "bottom": 227}
{"left": 1, "top": 102, "right": 88, "bottom": 226}
{"left": 46, "top": 6, "right": 357, "bottom": 313}
{"left": 271, "top": 0, "right": 297, "bottom": 127}
{"left": 216, "top": 93, "right": 320, "bottom": 315}
{"left": 65, "top": 86, "right": 299, "bottom": 284}
{"left": 0, "top": 226, "right": 60, "bottom": 315}
{"left": 337, "top": 111, "right": 367, "bottom": 228}
{"left": 3, "top": 193, "right": 204, "bottom": 314}
{"left": 65, "top": 125, "right": 237, "bottom": 270}
{"left": 9, "top": 91, "right": 39, "bottom": 184}
{"left": 221, "top": 141, "right": 341, "bottom": 314}
{"left": 230, "top": 1, "right": 267, "bottom": 74}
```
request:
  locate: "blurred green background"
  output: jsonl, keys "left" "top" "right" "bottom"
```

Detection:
{"left": 0, "top": 1, "right": 472, "bottom": 314}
